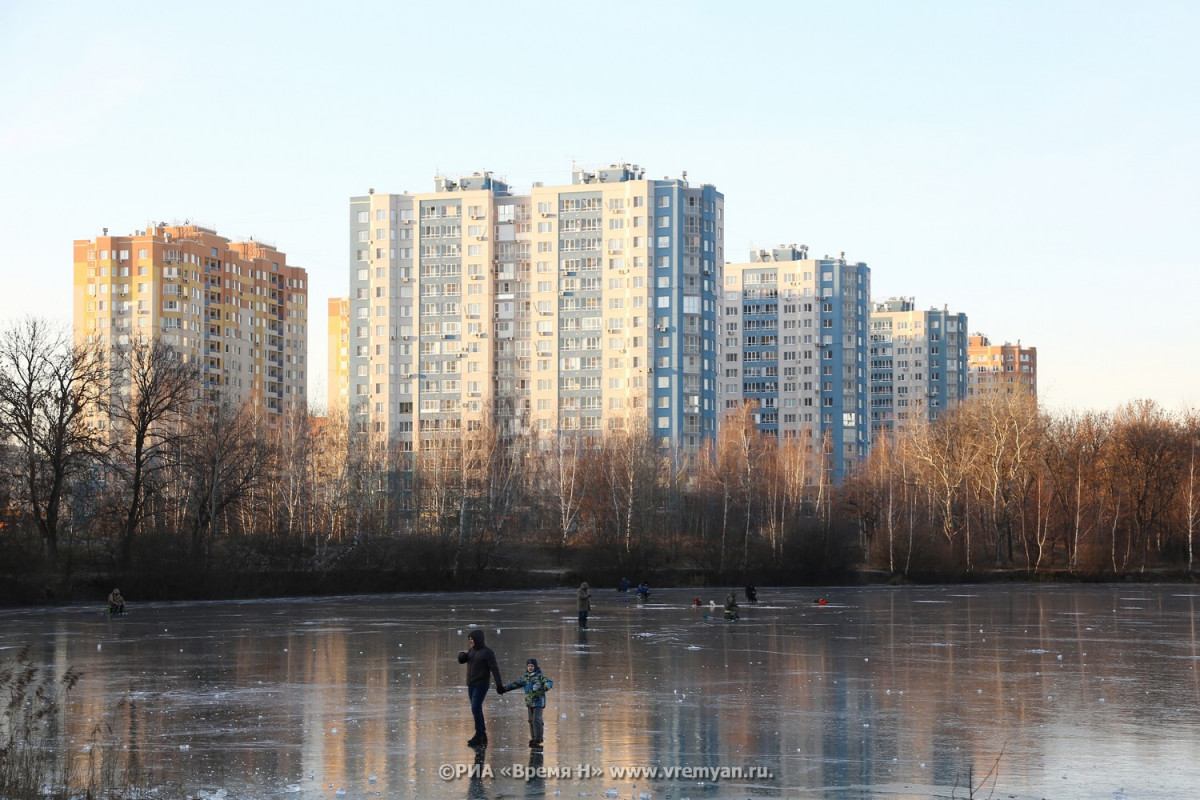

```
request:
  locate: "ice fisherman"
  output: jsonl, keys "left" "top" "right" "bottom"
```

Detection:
{"left": 724, "top": 591, "right": 740, "bottom": 621}
{"left": 457, "top": 629, "right": 504, "bottom": 747}
{"left": 107, "top": 588, "right": 125, "bottom": 614}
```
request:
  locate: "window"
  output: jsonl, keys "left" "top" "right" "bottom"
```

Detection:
{"left": 358, "top": 211, "right": 369, "bottom": 223}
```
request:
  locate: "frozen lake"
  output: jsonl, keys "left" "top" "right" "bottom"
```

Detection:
{"left": 2, "top": 584, "right": 1199, "bottom": 799}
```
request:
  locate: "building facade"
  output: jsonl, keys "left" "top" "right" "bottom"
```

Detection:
{"left": 966, "top": 334, "right": 1037, "bottom": 399}
{"left": 868, "top": 297, "right": 968, "bottom": 433}
{"left": 720, "top": 245, "right": 871, "bottom": 483}
{"left": 73, "top": 222, "right": 309, "bottom": 418}
{"left": 327, "top": 297, "right": 350, "bottom": 414}
{"left": 346, "top": 165, "right": 724, "bottom": 453}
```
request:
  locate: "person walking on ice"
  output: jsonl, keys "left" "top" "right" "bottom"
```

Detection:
{"left": 502, "top": 657, "right": 554, "bottom": 747}
{"left": 577, "top": 581, "right": 591, "bottom": 627}
{"left": 457, "top": 629, "right": 504, "bottom": 747}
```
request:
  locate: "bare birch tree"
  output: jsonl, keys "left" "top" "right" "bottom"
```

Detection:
{"left": 107, "top": 336, "right": 200, "bottom": 565}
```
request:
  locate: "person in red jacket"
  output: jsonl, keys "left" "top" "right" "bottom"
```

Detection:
{"left": 457, "top": 629, "right": 504, "bottom": 747}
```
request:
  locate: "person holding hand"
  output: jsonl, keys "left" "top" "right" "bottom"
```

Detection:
{"left": 458, "top": 629, "right": 503, "bottom": 746}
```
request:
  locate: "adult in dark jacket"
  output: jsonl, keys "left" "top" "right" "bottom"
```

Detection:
{"left": 577, "top": 582, "right": 592, "bottom": 627}
{"left": 458, "top": 629, "right": 504, "bottom": 746}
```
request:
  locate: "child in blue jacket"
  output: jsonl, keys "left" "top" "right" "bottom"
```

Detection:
{"left": 502, "top": 657, "right": 554, "bottom": 746}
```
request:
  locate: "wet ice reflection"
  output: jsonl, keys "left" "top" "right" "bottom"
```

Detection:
{"left": 2, "top": 585, "right": 1199, "bottom": 798}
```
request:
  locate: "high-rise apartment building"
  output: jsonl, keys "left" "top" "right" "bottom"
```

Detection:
{"left": 720, "top": 245, "right": 871, "bottom": 483}
{"left": 347, "top": 165, "right": 723, "bottom": 452}
{"left": 868, "top": 298, "right": 967, "bottom": 433}
{"left": 327, "top": 297, "right": 350, "bottom": 413}
{"left": 73, "top": 222, "right": 309, "bottom": 418}
{"left": 966, "top": 334, "right": 1037, "bottom": 399}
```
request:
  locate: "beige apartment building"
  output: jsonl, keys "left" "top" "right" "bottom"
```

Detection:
{"left": 327, "top": 297, "right": 350, "bottom": 414}
{"left": 345, "top": 165, "right": 724, "bottom": 454}
{"left": 868, "top": 297, "right": 968, "bottom": 434}
{"left": 966, "top": 334, "right": 1037, "bottom": 398}
{"left": 73, "top": 222, "right": 309, "bottom": 419}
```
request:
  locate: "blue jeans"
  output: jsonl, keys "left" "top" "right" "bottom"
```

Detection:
{"left": 468, "top": 683, "right": 489, "bottom": 735}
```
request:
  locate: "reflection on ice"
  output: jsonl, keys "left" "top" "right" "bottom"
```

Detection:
{"left": 1, "top": 585, "right": 1198, "bottom": 798}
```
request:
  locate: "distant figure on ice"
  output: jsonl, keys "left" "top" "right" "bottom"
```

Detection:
{"left": 107, "top": 588, "right": 125, "bottom": 615}
{"left": 577, "top": 582, "right": 591, "bottom": 627}
{"left": 693, "top": 597, "right": 702, "bottom": 608}
{"left": 457, "top": 629, "right": 504, "bottom": 747}
{"left": 502, "top": 657, "right": 554, "bottom": 747}
{"left": 724, "top": 591, "right": 740, "bottom": 621}
{"left": 744, "top": 585, "right": 758, "bottom": 604}
{"left": 636, "top": 582, "right": 650, "bottom": 602}
{"left": 618, "top": 577, "right": 631, "bottom": 593}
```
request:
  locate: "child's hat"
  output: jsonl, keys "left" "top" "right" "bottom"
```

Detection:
{"left": 526, "top": 658, "right": 539, "bottom": 669}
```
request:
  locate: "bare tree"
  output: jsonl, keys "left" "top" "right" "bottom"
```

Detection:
{"left": 705, "top": 402, "right": 753, "bottom": 573}
{"left": 0, "top": 318, "right": 108, "bottom": 566}
{"left": 455, "top": 416, "right": 526, "bottom": 574}
{"left": 107, "top": 336, "right": 200, "bottom": 566}
{"left": 904, "top": 407, "right": 984, "bottom": 570}
{"left": 1186, "top": 433, "right": 1198, "bottom": 574}
{"left": 962, "top": 393, "right": 1042, "bottom": 567}
{"left": 549, "top": 431, "right": 584, "bottom": 548}
{"left": 265, "top": 407, "right": 315, "bottom": 542}
{"left": 1110, "top": 400, "right": 1185, "bottom": 572}
{"left": 1182, "top": 410, "right": 1200, "bottom": 575}
{"left": 307, "top": 408, "right": 354, "bottom": 554}
{"left": 849, "top": 432, "right": 902, "bottom": 573}
{"left": 177, "top": 398, "right": 267, "bottom": 561}
{"left": 413, "top": 430, "right": 462, "bottom": 563}
{"left": 1040, "top": 411, "right": 1111, "bottom": 570}
{"left": 596, "top": 419, "right": 658, "bottom": 559}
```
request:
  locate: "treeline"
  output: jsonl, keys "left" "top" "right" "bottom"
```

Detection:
{"left": 0, "top": 317, "right": 1196, "bottom": 603}
{"left": 846, "top": 393, "right": 1199, "bottom": 577}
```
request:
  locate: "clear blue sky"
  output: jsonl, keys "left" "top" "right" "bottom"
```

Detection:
{"left": 2, "top": 0, "right": 1196, "bottom": 414}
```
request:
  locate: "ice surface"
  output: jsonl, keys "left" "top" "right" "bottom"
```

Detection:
{"left": 2, "top": 585, "right": 1199, "bottom": 798}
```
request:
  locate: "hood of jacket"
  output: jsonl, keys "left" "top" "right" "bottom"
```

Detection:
{"left": 469, "top": 629, "right": 486, "bottom": 648}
